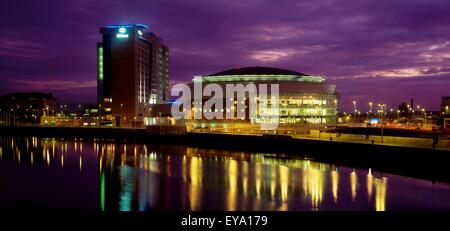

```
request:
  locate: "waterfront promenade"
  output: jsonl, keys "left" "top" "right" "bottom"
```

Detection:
{"left": 186, "top": 123, "right": 450, "bottom": 151}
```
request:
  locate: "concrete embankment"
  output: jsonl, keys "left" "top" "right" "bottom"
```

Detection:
{"left": 309, "top": 130, "right": 450, "bottom": 149}
{"left": 1, "top": 125, "right": 450, "bottom": 182}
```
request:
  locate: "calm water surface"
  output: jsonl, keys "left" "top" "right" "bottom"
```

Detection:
{"left": 1, "top": 136, "right": 450, "bottom": 211}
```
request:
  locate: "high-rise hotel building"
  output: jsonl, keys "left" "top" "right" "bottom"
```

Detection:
{"left": 97, "top": 24, "right": 169, "bottom": 126}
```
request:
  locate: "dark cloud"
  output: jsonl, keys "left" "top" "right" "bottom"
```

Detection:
{"left": 0, "top": 0, "right": 449, "bottom": 110}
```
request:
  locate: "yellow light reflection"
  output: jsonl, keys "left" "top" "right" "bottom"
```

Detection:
{"left": 79, "top": 155, "right": 83, "bottom": 171}
{"left": 242, "top": 161, "right": 248, "bottom": 195}
{"left": 279, "top": 165, "right": 289, "bottom": 203}
{"left": 227, "top": 159, "right": 238, "bottom": 211}
{"left": 52, "top": 140, "right": 55, "bottom": 156}
{"left": 133, "top": 146, "right": 137, "bottom": 167}
{"left": 46, "top": 149, "right": 50, "bottom": 166}
{"left": 303, "top": 168, "right": 324, "bottom": 210}
{"left": 182, "top": 155, "right": 187, "bottom": 181}
{"left": 189, "top": 157, "right": 202, "bottom": 210}
{"left": 367, "top": 168, "right": 373, "bottom": 202}
{"left": 350, "top": 170, "right": 357, "bottom": 201}
{"left": 375, "top": 177, "right": 387, "bottom": 211}
{"left": 100, "top": 153, "right": 104, "bottom": 173}
{"left": 270, "top": 165, "right": 276, "bottom": 200}
{"left": 279, "top": 165, "right": 290, "bottom": 211}
{"left": 122, "top": 145, "right": 127, "bottom": 166}
{"left": 331, "top": 170, "right": 338, "bottom": 203}
{"left": 166, "top": 155, "right": 172, "bottom": 177}
{"left": 255, "top": 163, "right": 261, "bottom": 199}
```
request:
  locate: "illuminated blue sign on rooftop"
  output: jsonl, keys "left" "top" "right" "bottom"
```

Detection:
{"left": 107, "top": 25, "right": 133, "bottom": 28}
{"left": 106, "top": 24, "right": 150, "bottom": 29}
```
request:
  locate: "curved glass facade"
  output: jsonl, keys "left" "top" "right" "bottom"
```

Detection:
{"left": 253, "top": 92, "right": 338, "bottom": 124}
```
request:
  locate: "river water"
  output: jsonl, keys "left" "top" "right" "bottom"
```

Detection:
{"left": 1, "top": 136, "right": 449, "bottom": 211}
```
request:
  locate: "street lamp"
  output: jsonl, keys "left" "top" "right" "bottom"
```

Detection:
{"left": 378, "top": 104, "right": 386, "bottom": 143}
{"left": 120, "top": 103, "right": 124, "bottom": 127}
{"left": 9, "top": 108, "right": 16, "bottom": 125}
{"left": 421, "top": 108, "right": 426, "bottom": 128}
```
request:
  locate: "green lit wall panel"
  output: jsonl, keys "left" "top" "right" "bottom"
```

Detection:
{"left": 98, "top": 47, "right": 103, "bottom": 80}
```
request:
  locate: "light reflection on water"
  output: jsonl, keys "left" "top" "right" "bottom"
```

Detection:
{"left": 1, "top": 136, "right": 450, "bottom": 211}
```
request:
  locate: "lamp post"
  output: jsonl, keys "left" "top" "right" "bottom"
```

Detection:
{"left": 9, "top": 108, "right": 15, "bottom": 126}
{"left": 120, "top": 103, "right": 124, "bottom": 127}
{"left": 378, "top": 104, "right": 386, "bottom": 143}
{"left": 98, "top": 103, "right": 102, "bottom": 124}
{"left": 421, "top": 108, "right": 426, "bottom": 128}
{"left": 353, "top": 100, "right": 357, "bottom": 126}
{"left": 406, "top": 104, "right": 411, "bottom": 122}
{"left": 357, "top": 111, "right": 361, "bottom": 126}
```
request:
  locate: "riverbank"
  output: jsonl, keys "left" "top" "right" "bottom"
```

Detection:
{"left": 1, "top": 125, "right": 450, "bottom": 182}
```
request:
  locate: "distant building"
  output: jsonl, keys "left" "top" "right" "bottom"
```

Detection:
{"left": 442, "top": 96, "right": 450, "bottom": 115}
{"left": 441, "top": 96, "right": 450, "bottom": 129}
{"left": 97, "top": 24, "right": 169, "bottom": 126}
{"left": 82, "top": 104, "right": 100, "bottom": 117}
{"left": 0, "top": 92, "right": 56, "bottom": 124}
{"left": 397, "top": 102, "right": 409, "bottom": 117}
{"left": 41, "top": 103, "right": 100, "bottom": 127}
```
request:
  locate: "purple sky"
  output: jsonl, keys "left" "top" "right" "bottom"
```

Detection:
{"left": 0, "top": 0, "right": 449, "bottom": 112}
